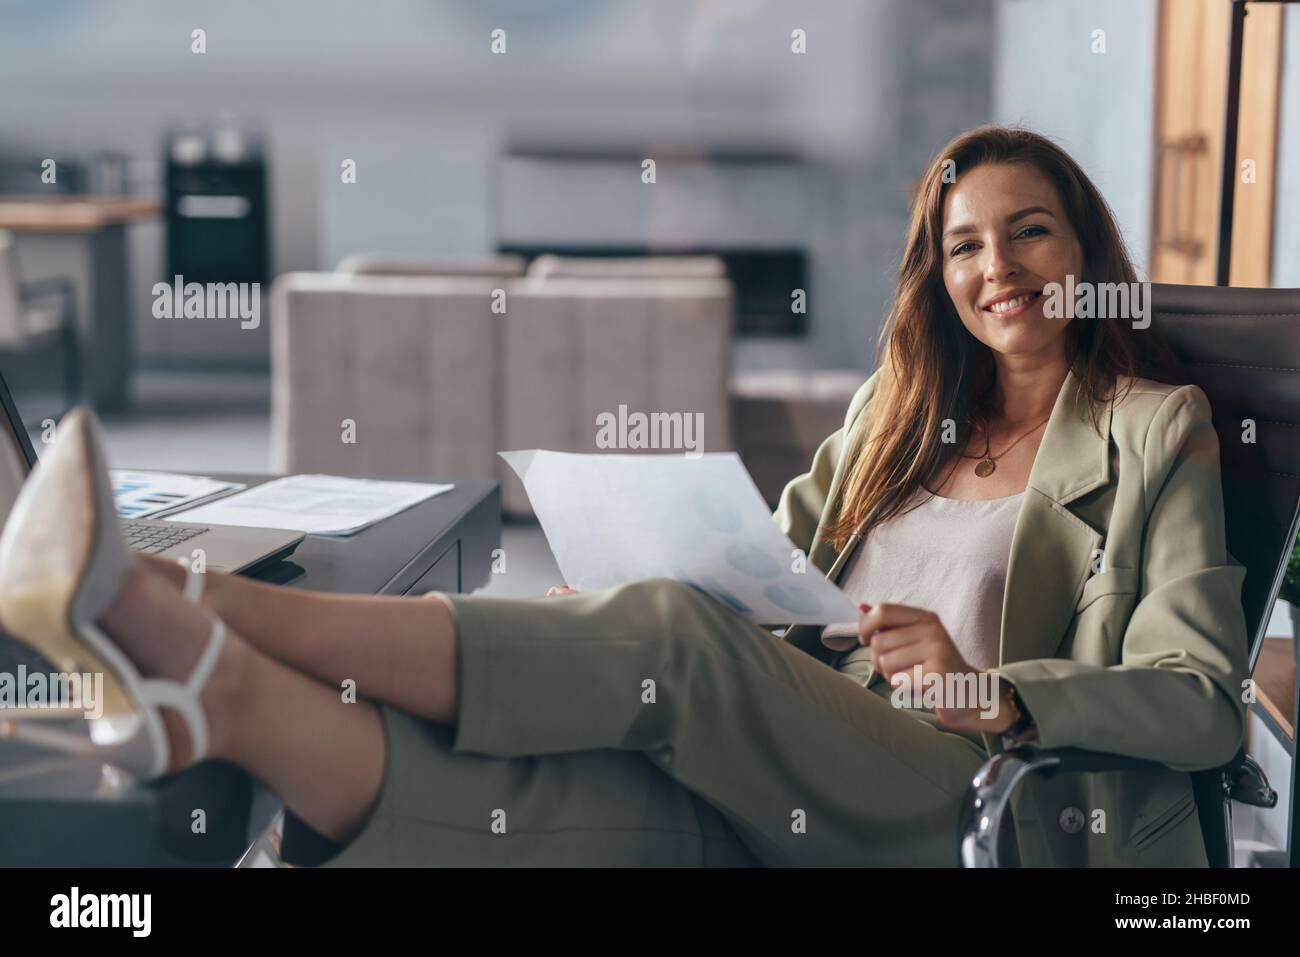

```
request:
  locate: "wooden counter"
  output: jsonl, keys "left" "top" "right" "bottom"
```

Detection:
{"left": 0, "top": 195, "right": 162, "bottom": 232}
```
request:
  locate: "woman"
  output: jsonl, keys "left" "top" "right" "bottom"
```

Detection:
{"left": 0, "top": 126, "right": 1248, "bottom": 867}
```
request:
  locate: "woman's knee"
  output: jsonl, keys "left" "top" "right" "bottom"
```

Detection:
{"left": 617, "top": 577, "right": 735, "bottom": 648}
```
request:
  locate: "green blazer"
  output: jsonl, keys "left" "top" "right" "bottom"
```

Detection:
{"left": 772, "top": 367, "right": 1250, "bottom": 867}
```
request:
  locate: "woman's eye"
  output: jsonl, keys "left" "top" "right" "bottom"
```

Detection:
{"left": 951, "top": 225, "right": 1045, "bottom": 257}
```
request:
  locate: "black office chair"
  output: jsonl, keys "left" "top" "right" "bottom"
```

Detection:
{"left": 959, "top": 282, "right": 1299, "bottom": 868}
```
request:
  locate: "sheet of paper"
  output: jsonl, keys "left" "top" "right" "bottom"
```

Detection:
{"left": 164, "top": 474, "right": 454, "bottom": 535}
{"left": 111, "top": 470, "right": 246, "bottom": 519}
{"left": 501, "top": 450, "right": 859, "bottom": 625}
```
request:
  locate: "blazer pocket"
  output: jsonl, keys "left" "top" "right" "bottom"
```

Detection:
{"left": 1075, "top": 566, "right": 1139, "bottom": 614}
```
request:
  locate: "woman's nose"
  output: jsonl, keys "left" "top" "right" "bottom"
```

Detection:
{"left": 982, "top": 240, "right": 1020, "bottom": 283}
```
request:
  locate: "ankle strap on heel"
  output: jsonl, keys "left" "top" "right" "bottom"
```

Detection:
{"left": 138, "top": 616, "right": 225, "bottom": 763}
{"left": 181, "top": 616, "right": 225, "bottom": 761}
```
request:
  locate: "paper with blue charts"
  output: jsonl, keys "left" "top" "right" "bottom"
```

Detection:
{"left": 500, "top": 449, "right": 859, "bottom": 626}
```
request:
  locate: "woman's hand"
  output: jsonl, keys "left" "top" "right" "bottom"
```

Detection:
{"left": 545, "top": 585, "right": 577, "bottom": 597}
{"left": 857, "top": 601, "right": 1014, "bottom": 735}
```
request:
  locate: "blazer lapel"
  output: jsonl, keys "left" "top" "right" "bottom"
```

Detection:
{"left": 997, "top": 369, "right": 1113, "bottom": 667}
{"left": 781, "top": 431, "right": 874, "bottom": 659}
{"left": 822, "top": 528, "right": 865, "bottom": 581}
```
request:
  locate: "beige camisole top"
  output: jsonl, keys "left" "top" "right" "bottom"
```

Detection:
{"left": 821, "top": 489, "right": 1025, "bottom": 685}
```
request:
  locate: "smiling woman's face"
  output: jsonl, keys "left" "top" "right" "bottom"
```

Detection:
{"left": 940, "top": 161, "right": 1084, "bottom": 363}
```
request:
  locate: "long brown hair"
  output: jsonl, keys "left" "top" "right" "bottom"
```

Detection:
{"left": 821, "top": 125, "right": 1181, "bottom": 549}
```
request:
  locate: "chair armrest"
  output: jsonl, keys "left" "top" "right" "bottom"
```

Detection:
{"left": 958, "top": 747, "right": 1171, "bottom": 868}
{"left": 958, "top": 745, "right": 1274, "bottom": 867}
{"left": 1226, "top": 751, "right": 1277, "bottom": 808}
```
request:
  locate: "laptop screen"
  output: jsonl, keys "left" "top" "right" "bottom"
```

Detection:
{"left": 0, "top": 371, "right": 37, "bottom": 528}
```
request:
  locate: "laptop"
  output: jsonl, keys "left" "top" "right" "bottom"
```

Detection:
{"left": 0, "top": 372, "right": 304, "bottom": 574}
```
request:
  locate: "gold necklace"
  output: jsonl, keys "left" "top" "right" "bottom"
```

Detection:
{"left": 962, "top": 413, "right": 1052, "bottom": 478}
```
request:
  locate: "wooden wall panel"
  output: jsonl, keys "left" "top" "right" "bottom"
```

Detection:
{"left": 1151, "top": 0, "right": 1282, "bottom": 287}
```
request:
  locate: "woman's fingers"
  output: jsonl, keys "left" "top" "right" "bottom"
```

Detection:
{"left": 546, "top": 585, "right": 577, "bottom": 597}
{"left": 869, "top": 622, "right": 934, "bottom": 656}
{"left": 857, "top": 601, "right": 935, "bottom": 644}
{"left": 869, "top": 624, "right": 934, "bottom": 677}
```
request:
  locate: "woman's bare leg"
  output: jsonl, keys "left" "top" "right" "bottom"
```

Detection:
{"left": 140, "top": 555, "right": 461, "bottom": 723}
{"left": 100, "top": 560, "right": 388, "bottom": 843}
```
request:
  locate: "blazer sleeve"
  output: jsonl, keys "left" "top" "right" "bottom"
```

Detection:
{"left": 771, "top": 371, "right": 881, "bottom": 556}
{"left": 992, "top": 385, "right": 1250, "bottom": 772}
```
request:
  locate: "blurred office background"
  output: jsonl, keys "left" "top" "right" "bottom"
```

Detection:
{"left": 3, "top": 0, "right": 1295, "bottom": 459}
{"left": 0, "top": 0, "right": 1298, "bottom": 865}
{"left": 2, "top": 1, "right": 1297, "bottom": 555}
{"left": 1, "top": 5, "right": 1296, "bottom": 521}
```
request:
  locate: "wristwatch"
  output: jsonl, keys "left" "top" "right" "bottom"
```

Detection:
{"left": 1000, "top": 682, "right": 1036, "bottom": 744}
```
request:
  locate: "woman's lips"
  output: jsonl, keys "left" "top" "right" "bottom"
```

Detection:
{"left": 982, "top": 291, "right": 1041, "bottom": 318}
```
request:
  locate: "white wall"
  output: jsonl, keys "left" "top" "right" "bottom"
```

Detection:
{"left": 993, "top": 0, "right": 1158, "bottom": 277}
{"left": 1272, "top": 5, "right": 1300, "bottom": 287}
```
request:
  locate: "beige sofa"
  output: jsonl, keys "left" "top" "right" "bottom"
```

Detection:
{"left": 271, "top": 271, "right": 734, "bottom": 515}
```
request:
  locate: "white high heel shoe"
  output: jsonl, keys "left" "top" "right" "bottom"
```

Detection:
{"left": 0, "top": 408, "right": 225, "bottom": 779}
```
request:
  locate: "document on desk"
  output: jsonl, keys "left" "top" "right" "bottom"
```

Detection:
{"left": 501, "top": 450, "right": 859, "bottom": 625}
{"left": 164, "top": 474, "right": 454, "bottom": 535}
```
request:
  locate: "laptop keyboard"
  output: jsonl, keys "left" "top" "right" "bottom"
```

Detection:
{"left": 122, "top": 520, "right": 209, "bottom": 555}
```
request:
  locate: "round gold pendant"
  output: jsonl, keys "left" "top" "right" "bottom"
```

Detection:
{"left": 974, "top": 458, "right": 996, "bottom": 478}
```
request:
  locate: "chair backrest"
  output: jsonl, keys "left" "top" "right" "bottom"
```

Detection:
{"left": 0, "top": 231, "right": 29, "bottom": 348}
{"left": 334, "top": 254, "right": 527, "bottom": 278}
{"left": 525, "top": 254, "right": 727, "bottom": 281}
{"left": 1149, "top": 283, "right": 1300, "bottom": 668}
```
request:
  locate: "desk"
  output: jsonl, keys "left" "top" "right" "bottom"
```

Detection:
{"left": 1253, "top": 636, "right": 1296, "bottom": 745}
{"left": 0, "top": 195, "right": 163, "bottom": 409}
{"left": 0, "top": 474, "right": 499, "bottom": 866}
